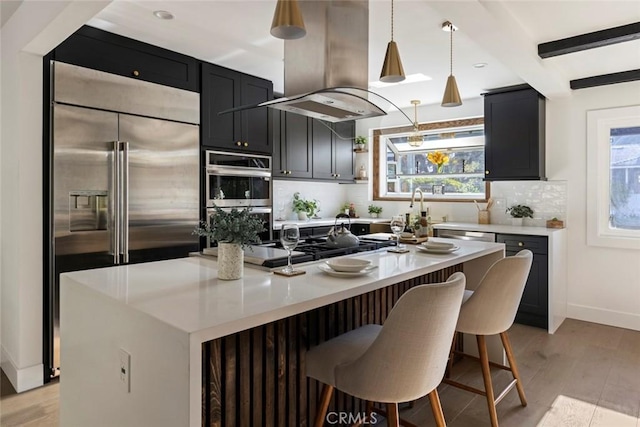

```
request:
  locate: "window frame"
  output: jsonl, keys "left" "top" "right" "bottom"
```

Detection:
{"left": 372, "top": 117, "right": 491, "bottom": 202}
{"left": 586, "top": 105, "right": 640, "bottom": 250}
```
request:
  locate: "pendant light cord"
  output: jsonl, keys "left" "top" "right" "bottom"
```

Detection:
{"left": 449, "top": 24, "right": 454, "bottom": 76}
{"left": 391, "top": 0, "right": 395, "bottom": 41}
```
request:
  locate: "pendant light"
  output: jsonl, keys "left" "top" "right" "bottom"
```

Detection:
{"left": 407, "top": 100, "right": 423, "bottom": 147}
{"left": 270, "top": 0, "right": 306, "bottom": 40}
{"left": 441, "top": 21, "right": 462, "bottom": 107}
{"left": 380, "top": 0, "right": 405, "bottom": 83}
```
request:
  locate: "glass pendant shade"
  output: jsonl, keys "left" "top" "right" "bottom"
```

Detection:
{"left": 442, "top": 75, "right": 462, "bottom": 107}
{"left": 270, "top": 0, "right": 306, "bottom": 40}
{"left": 407, "top": 100, "right": 422, "bottom": 147}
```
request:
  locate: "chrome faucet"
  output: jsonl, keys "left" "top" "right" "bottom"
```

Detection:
{"left": 410, "top": 188, "right": 426, "bottom": 213}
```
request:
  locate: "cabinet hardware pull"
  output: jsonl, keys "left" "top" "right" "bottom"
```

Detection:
{"left": 132, "top": 70, "right": 140, "bottom": 77}
{"left": 336, "top": 174, "right": 340, "bottom": 178}
{"left": 236, "top": 141, "right": 242, "bottom": 146}
{"left": 518, "top": 242, "right": 524, "bottom": 246}
{"left": 243, "top": 142, "right": 249, "bottom": 147}
{"left": 485, "top": 170, "right": 489, "bottom": 175}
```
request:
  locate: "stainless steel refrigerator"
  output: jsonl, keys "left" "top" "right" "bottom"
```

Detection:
{"left": 47, "top": 62, "right": 200, "bottom": 378}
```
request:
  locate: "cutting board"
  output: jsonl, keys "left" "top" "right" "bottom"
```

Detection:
{"left": 399, "top": 236, "right": 429, "bottom": 244}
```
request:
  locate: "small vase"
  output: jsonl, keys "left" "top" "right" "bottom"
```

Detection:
{"left": 297, "top": 211, "right": 308, "bottom": 221}
{"left": 217, "top": 242, "right": 243, "bottom": 280}
{"left": 510, "top": 217, "right": 524, "bottom": 226}
{"left": 370, "top": 213, "right": 379, "bottom": 219}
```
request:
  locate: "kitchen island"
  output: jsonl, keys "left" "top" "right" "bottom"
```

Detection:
{"left": 60, "top": 239, "right": 504, "bottom": 427}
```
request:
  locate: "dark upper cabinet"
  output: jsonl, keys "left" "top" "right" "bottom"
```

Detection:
{"left": 54, "top": 26, "right": 199, "bottom": 92}
{"left": 201, "top": 62, "right": 273, "bottom": 154}
{"left": 497, "top": 234, "right": 548, "bottom": 329}
{"left": 311, "top": 120, "right": 355, "bottom": 182}
{"left": 273, "top": 112, "right": 313, "bottom": 179}
{"left": 484, "top": 86, "right": 545, "bottom": 180}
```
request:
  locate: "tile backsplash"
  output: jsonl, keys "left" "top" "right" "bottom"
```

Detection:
{"left": 273, "top": 179, "right": 348, "bottom": 220}
{"left": 489, "top": 181, "right": 567, "bottom": 226}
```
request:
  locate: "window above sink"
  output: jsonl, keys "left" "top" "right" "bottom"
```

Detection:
{"left": 373, "top": 117, "right": 490, "bottom": 202}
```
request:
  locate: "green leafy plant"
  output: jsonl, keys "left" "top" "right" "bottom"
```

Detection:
{"left": 368, "top": 204, "right": 383, "bottom": 214}
{"left": 193, "top": 206, "right": 265, "bottom": 248}
{"left": 354, "top": 136, "right": 367, "bottom": 146}
{"left": 292, "top": 192, "right": 319, "bottom": 217}
{"left": 506, "top": 204, "right": 534, "bottom": 219}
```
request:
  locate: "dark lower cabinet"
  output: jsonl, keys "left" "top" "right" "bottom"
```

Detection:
{"left": 484, "top": 85, "right": 545, "bottom": 180}
{"left": 497, "top": 234, "right": 548, "bottom": 329}
{"left": 351, "top": 223, "right": 370, "bottom": 236}
{"left": 54, "top": 26, "right": 199, "bottom": 92}
{"left": 201, "top": 62, "right": 273, "bottom": 154}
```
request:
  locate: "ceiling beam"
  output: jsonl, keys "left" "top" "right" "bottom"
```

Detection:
{"left": 538, "top": 22, "right": 640, "bottom": 58}
{"left": 570, "top": 69, "right": 640, "bottom": 90}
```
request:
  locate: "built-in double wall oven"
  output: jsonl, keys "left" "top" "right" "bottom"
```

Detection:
{"left": 205, "top": 150, "right": 273, "bottom": 243}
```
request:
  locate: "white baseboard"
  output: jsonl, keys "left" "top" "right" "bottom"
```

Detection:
{"left": 567, "top": 303, "right": 640, "bottom": 332}
{"left": 0, "top": 346, "right": 43, "bottom": 393}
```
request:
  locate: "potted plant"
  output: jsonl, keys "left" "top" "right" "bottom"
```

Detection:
{"left": 292, "top": 192, "right": 318, "bottom": 220}
{"left": 368, "top": 204, "right": 383, "bottom": 218}
{"left": 194, "top": 206, "right": 265, "bottom": 280}
{"left": 354, "top": 136, "right": 367, "bottom": 151}
{"left": 506, "top": 204, "right": 534, "bottom": 226}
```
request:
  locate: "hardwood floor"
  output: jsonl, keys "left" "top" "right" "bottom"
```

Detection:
{"left": 1, "top": 319, "right": 639, "bottom": 426}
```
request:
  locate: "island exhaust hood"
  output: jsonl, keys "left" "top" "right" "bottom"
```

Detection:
{"left": 222, "top": 0, "right": 388, "bottom": 123}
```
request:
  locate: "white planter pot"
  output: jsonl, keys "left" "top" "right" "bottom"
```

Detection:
{"left": 217, "top": 242, "right": 243, "bottom": 280}
{"left": 297, "top": 211, "right": 308, "bottom": 221}
{"left": 370, "top": 213, "right": 379, "bottom": 218}
{"left": 510, "top": 218, "right": 524, "bottom": 226}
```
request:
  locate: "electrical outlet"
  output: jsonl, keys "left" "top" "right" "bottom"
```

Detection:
{"left": 119, "top": 348, "right": 131, "bottom": 393}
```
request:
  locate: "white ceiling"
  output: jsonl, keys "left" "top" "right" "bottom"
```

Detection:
{"left": 87, "top": 0, "right": 640, "bottom": 109}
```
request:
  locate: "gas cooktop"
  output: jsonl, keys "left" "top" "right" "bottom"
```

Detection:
{"left": 260, "top": 237, "right": 396, "bottom": 269}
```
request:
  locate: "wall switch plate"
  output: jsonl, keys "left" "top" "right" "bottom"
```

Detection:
{"left": 119, "top": 348, "right": 131, "bottom": 393}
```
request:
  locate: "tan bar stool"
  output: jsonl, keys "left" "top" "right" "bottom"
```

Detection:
{"left": 444, "top": 250, "right": 533, "bottom": 427}
{"left": 306, "top": 272, "right": 466, "bottom": 427}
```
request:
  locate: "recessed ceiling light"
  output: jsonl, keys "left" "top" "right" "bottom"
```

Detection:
{"left": 473, "top": 63, "right": 488, "bottom": 69}
{"left": 153, "top": 10, "right": 174, "bottom": 20}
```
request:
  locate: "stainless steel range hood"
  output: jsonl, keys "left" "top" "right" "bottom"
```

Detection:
{"left": 222, "top": 0, "right": 388, "bottom": 123}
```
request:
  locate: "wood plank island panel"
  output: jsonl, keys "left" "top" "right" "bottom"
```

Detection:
{"left": 202, "top": 264, "right": 463, "bottom": 427}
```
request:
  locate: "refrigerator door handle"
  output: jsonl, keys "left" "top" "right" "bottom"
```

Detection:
{"left": 121, "top": 141, "right": 130, "bottom": 263}
{"left": 112, "top": 141, "right": 121, "bottom": 264}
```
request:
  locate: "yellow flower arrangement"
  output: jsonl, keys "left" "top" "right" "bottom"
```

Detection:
{"left": 427, "top": 151, "right": 449, "bottom": 173}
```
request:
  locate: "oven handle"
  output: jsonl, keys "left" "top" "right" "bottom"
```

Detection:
{"left": 206, "top": 165, "right": 271, "bottom": 178}
{"left": 207, "top": 207, "right": 272, "bottom": 214}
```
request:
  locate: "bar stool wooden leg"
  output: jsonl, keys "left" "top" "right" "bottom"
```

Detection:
{"left": 428, "top": 389, "right": 447, "bottom": 427}
{"left": 315, "top": 384, "right": 334, "bottom": 427}
{"left": 386, "top": 402, "right": 400, "bottom": 427}
{"left": 500, "top": 332, "right": 527, "bottom": 407}
{"left": 477, "top": 335, "right": 499, "bottom": 427}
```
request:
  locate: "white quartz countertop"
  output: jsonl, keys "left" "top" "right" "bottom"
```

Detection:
{"left": 434, "top": 222, "right": 565, "bottom": 236}
{"left": 61, "top": 239, "right": 504, "bottom": 342}
{"left": 273, "top": 217, "right": 389, "bottom": 230}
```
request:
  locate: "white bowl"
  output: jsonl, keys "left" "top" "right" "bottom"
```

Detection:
{"left": 326, "top": 258, "right": 372, "bottom": 272}
{"left": 422, "top": 241, "right": 455, "bottom": 249}
{"left": 400, "top": 232, "right": 414, "bottom": 239}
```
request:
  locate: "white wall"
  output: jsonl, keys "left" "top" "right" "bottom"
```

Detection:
{"left": 547, "top": 81, "right": 640, "bottom": 331}
{"left": 0, "top": 0, "right": 109, "bottom": 392}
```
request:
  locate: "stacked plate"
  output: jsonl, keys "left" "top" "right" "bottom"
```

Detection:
{"left": 318, "top": 258, "right": 377, "bottom": 277}
{"left": 417, "top": 241, "right": 459, "bottom": 254}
